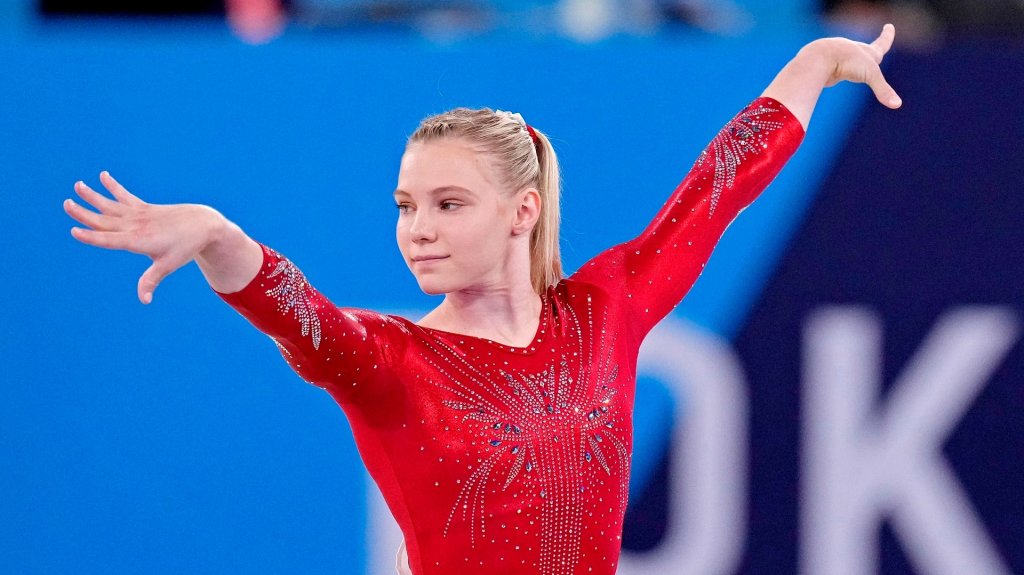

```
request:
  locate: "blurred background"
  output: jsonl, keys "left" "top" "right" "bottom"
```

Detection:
{"left": 2, "top": 0, "right": 1022, "bottom": 573}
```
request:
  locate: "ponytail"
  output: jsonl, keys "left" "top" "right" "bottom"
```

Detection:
{"left": 527, "top": 127, "right": 563, "bottom": 294}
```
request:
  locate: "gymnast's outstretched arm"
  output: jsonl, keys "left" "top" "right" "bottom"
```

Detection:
{"left": 63, "top": 173, "right": 405, "bottom": 398}
{"left": 63, "top": 170, "right": 263, "bottom": 303}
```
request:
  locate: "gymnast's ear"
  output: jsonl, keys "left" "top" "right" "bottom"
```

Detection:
{"left": 511, "top": 187, "right": 542, "bottom": 237}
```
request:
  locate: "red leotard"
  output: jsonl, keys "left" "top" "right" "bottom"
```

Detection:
{"left": 216, "top": 97, "right": 804, "bottom": 575}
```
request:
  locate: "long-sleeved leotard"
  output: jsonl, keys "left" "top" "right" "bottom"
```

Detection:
{"left": 215, "top": 97, "right": 804, "bottom": 575}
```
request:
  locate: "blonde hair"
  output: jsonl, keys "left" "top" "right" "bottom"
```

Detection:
{"left": 408, "top": 108, "right": 563, "bottom": 295}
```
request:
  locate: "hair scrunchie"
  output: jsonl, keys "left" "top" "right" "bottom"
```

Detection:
{"left": 495, "top": 109, "right": 539, "bottom": 143}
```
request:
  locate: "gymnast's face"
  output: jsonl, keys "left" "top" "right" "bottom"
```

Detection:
{"left": 394, "top": 138, "right": 526, "bottom": 295}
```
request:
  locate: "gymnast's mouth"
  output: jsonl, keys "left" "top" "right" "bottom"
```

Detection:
{"left": 412, "top": 255, "right": 449, "bottom": 263}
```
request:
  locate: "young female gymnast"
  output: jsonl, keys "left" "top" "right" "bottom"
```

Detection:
{"left": 64, "top": 25, "right": 901, "bottom": 575}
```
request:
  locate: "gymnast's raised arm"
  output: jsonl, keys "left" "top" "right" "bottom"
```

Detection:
{"left": 568, "top": 25, "right": 902, "bottom": 343}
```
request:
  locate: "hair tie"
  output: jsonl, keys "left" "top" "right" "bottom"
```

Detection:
{"left": 496, "top": 109, "right": 539, "bottom": 144}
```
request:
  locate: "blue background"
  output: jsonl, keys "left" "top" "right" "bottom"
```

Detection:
{"left": 2, "top": 2, "right": 1021, "bottom": 573}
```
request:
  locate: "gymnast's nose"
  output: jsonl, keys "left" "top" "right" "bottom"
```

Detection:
{"left": 409, "top": 211, "right": 437, "bottom": 244}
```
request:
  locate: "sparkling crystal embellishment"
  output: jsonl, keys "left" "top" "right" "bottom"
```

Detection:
{"left": 266, "top": 254, "right": 323, "bottom": 350}
{"left": 694, "top": 103, "right": 783, "bottom": 215}
{"left": 422, "top": 294, "right": 630, "bottom": 575}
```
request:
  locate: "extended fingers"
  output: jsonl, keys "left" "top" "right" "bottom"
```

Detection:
{"left": 100, "top": 171, "right": 144, "bottom": 207}
{"left": 870, "top": 23, "right": 896, "bottom": 61}
{"left": 74, "top": 180, "right": 124, "bottom": 215}
{"left": 64, "top": 198, "right": 116, "bottom": 231}
{"left": 69, "top": 227, "right": 133, "bottom": 251}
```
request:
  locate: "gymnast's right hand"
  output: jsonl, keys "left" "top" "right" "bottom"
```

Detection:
{"left": 64, "top": 171, "right": 229, "bottom": 305}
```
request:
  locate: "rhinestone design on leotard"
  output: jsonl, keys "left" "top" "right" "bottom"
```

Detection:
{"left": 265, "top": 252, "right": 323, "bottom": 350}
{"left": 420, "top": 293, "right": 631, "bottom": 575}
{"left": 694, "top": 103, "right": 784, "bottom": 215}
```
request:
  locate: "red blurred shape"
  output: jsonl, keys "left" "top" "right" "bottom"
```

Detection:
{"left": 226, "top": 0, "right": 286, "bottom": 44}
